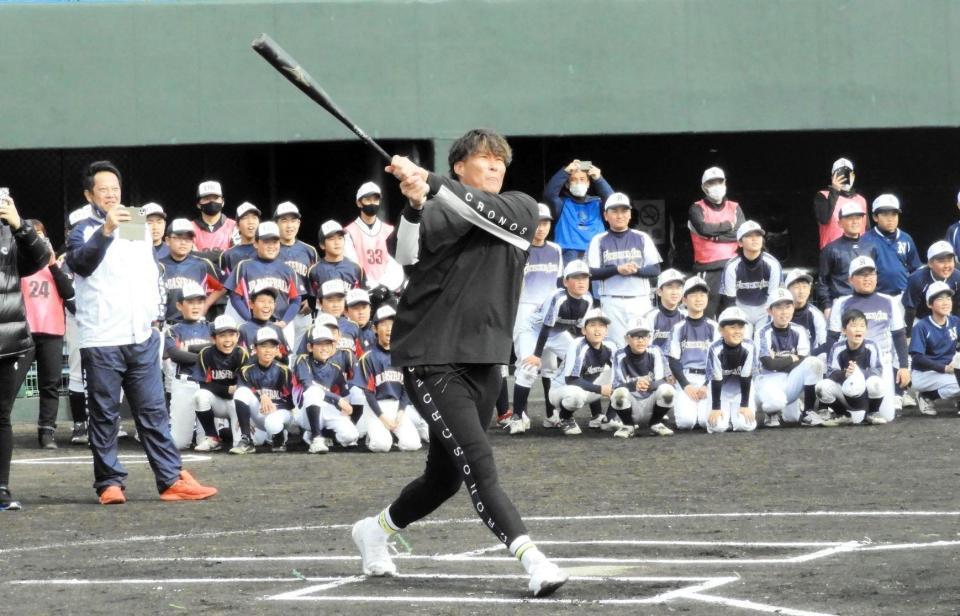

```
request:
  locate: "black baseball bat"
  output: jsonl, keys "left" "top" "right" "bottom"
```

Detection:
{"left": 251, "top": 33, "right": 391, "bottom": 163}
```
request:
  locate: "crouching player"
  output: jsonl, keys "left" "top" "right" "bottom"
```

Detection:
{"left": 753, "top": 288, "right": 825, "bottom": 427}
{"left": 609, "top": 317, "right": 675, "bottom": 438}
{"left": 816, "top": 309, "right": 891, "bottom": 426}
{"left": 355, "top": 306, "right": 428, "bottom": 452}
{"left": 292, "top": 324, "right": 360, "bottom": 454}
{"left": 548, "top": 308, "right": 618, "bottom": 435}
{"left": 233, "top": 328, "right": 296, "bottom": 452}
{"left": 191, "top": 315, "right": 248, "bottom": 452}
{"left": 511, "top": 260, "right": 593, "bottom": 433}
{"left": 668, "top": 276, "right": 720, "bottom": 430}
{"left": 909, "top": 281, "right": 960, "bottom": 415}
{"left": 704, "top": 307, "right": 757, "bottom": 433}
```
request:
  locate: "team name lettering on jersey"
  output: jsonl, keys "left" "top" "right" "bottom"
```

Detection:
{"left": 285, "top": 261, "right": 309, "bottom": 277}
{"left": 249, "top": 278, "right": 290, "bottom": 295}
{"left": 681, "top": 340, "right": 710, "bottom": 350}
{"left": 375, "top": 370, "right": 404, "bottom": 387}
{"left": 601, "top": 248, "right": 645, "bottom": 262}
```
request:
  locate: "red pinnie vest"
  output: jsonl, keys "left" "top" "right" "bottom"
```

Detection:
{"left": 818, "top": 191, "right": 868, "bottom": 249}
{"left": 345, "top": 218, "right": 395, "bottom": 281}
{"left": 21, "top": 266, "right": 65, "bottom": 336}
{"left": 689, "top": 199, "right": 739, "bottom": 264}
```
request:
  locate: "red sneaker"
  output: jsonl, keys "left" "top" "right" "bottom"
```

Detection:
{"left": 99, "top": 485, "right": 126, "bottom": 505}
{"left": 160, "top": 478, "right": 218, "bottom": 501}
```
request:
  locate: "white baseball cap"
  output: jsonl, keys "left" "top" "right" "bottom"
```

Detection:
{"left": 766, "top": 287, "right": 795, "bottom": 309}
{"left": 736, "top": 220, "right": 765, "bottom": 241}
{"left": 926, "top": 280, "right": 955, "bottom": 305}
{"left": 274, "top": 201, "right": 301, "bottom": 219}
{"left": 784, "top": 269, "right": 814, "bottom": 287}
{"left": 320, "top": 220, "right": 346, "bottom": 239}
{"left": 255, "top": 221, "right": 280, "bottom": 241}
{"left": 178, "top": 281, "right": 206, "bottom": 301}
{"left": 308, "top": 324, "right": 336, "bottom": 344}
{"left": 927, "top": 240, "right": 956, "bottom": 261}
{"left": 848, "top": 255, "right": 877, "bottom": 277}
{"left": 831, "top": 158, "right": 854, "bottom": 174}
{"left": 579, "top": 307, "right": 611, "bottom": 327}
{"left": 604, "top": 192, "right": 631, "bottom": 210}
{"left": 321, "top": 279, "right": 348, "bottom": 298}
{"left": 345, "top": 288, "right": 371, "bottom": 306}
{"left": 373, "top": 305, "right": 397, "bottom": 323}
{"left": 356, "top": 181, "right": 381, "bottom": 201}
{"left": 563, "top": 260, "right": 590, "bottom": 278}
{"left": 236, "top": 202, "right": 261, "bottom": 219}
{"left": 701, "top": 167, "right": 725, "bottom": 184}
{"left": 838, "top": 202, "right": 866, "bottom": 218}
{"left": 537, "top": 203, "right": 553, "bottom": 220}
{"left": 168, "top": 218, "right": 195, "bottom": 236}
{"left": 842, "top": 368, "right": 866, "bottom": 398}
{"left": 718, "top": 306, "right": 749, "bottom": 326}
{"left": 212, "top": 314, "right": 239, "bottom": 334}
{"left": 871, "top": 194, "right": 900, "bottom": 213}
{"left": 197, "top": 180, "right": 223, "bottom": 199}
{"left": 314, "top": 313, "right": 339, "bottom": 330}
{"left": 682, "top": 276, "right": 710, "bottom": 296}
{"left": 657, "top": 268, "right": 685, "bottom": 289}
{"left": 142, "top": 202, "right": 166, "bottom": 219}
{"left": 255, "top": 327, "right": 280, "bottom": 345}
{"left": 625, "top": 316, "right": 652, "bottom": 336}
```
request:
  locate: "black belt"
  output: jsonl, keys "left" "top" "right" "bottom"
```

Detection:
{"left": 686, "top": 368, "right": 706, "bottom": 375}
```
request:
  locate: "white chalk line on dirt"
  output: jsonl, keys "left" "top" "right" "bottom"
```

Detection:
{"left": 12, "top": 454, "right": 211, "bottom": 466}
{"left": 678, "top": 591, "right": 837, "bottom": 616}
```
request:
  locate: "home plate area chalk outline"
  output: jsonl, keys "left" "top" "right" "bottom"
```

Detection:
{"left": 9, "top": 511, "right": 960, "bottom": 616}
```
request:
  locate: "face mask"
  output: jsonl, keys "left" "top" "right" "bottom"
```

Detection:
{"left": 569, "top": 183, "right": 589, "bottom": 198}
{"left": 843, "top": 178, "right": 854, "bottom": 191}
{"left": 200, "top": 201, "right": 223, "bottom": 216}
{"left": 705, "top": 185, "right": 726, "bottom": 203}
{"left": 361, "top": 204, "right": 380, "bottom": 217}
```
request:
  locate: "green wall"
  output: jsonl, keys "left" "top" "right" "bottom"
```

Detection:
{"left": 0, "top": 0, "right": 957, "bottom": 149}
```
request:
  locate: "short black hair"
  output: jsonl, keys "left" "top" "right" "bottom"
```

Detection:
{"left": 447, "top": 128, "right": 512, "bottom": 178}
{"left": 841, "top": 309, "right": 867, "bottom": 329}
{"left": 83, "top": 161, "right": 122, "bottom": 192}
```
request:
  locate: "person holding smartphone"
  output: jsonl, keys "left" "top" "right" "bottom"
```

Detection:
{"left": 543, "top": 159, "right": 615, "bottom": 264}
{"left": 0, "top": 190, "right": 52, "bottom": 511}
{"left": 814, "top": 157, "right": 869, "bottom": 249}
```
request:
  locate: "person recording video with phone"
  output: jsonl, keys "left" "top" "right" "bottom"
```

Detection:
{"left": 66, "top": 161, "right": 217, "bottom": 505}
{"left": 0, "top": 190, "right": 52, "bottom": 511}
{"left": 814, "top": 157, "right": 868, "bottom": 250}
{"left": 544, "top": 159, "right": 615, "bottom": 264}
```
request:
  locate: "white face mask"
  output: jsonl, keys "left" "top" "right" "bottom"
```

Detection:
{"left": 843, "top": 178, "right": 854, "bottom": 191}
{"left": 569, "top": 183, "right": 589, "bottom": 198}
{"left": 705, "top": 184, "right": 726, "bottom": 203}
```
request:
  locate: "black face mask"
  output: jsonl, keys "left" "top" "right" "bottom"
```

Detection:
{"left": 200, "top": 202, "right": 223, "bottom": 216}
{"left": 361, "top": 204, "right": 380, "bottom": 217}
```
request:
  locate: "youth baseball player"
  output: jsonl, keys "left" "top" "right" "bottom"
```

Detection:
{"left": 510, "top": 260, "right": 592, "bottom": 433}
{"left": 233, "top": 327, "right": 296, "bottom": 452}
{"left": 237, "top": 287, "right": 291, "bottom": 364}
{"left": 292, "top": 323, "right": 360, "bottom": 454}
{"left": 719, "top": 220, "right": 782, "bottom": 329}
{"left": 753, "top": 288, "right": 825, "bottom": 426}
{"left": 817, "top": 309, "right": 891, "bottom": 426}
{"left": 609, "top": 316, "right": 675, "bottom": 438}
{"left": 827, "top": 255, "right": 908, "bottom": 419}
{"left": 784, "top": 269, "right": 829, "bottom": 359}
{"left": 587, "top": 192, "right": 662, "bottom": 343}
{"left": 308, "top": 220, "right": 365, "bottom": 298}
{"left": 346, "top": 288, "right": 377, "bottom": 354}
{"left": 547, "top": 308, "right": 619, "bottom": 435}
{"left": 275, "top": 201, "right": 318, "bottom": 352}
{"left": 902, "top": 241, "right": 960, "bottom": 330}
{"left": 191, "top": 315, "right": 248, "bottom": 452}
{"left": 704, "top": 307, "right": 757, "bottom": 433}
{"left": 159, "top": 218, "right": 225, "bottom": 322}
{"left": 859, "top": 194, "right": 920, "bottom": 299}
{"left": 163, "top": 282, "right": 213, "bottom": 450}
{"left": 668, "top": 276, "right": 721, "bottom": 430}
{"left": 643, "top": 268, "right": 687, "bottom": 357}
{"left": 354, "top": 306, "right": 427, "bottom": 452}
{"left": 909, "top": 281, "right": 960, "bottom": 415}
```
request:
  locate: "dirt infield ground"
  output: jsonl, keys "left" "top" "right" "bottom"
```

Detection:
{"left": 2, "top": 404, "right": 959, "bottom": 615}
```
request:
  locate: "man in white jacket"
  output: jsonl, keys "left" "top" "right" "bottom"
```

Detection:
{"left": 66, "top": 161, "right": 217, "bottom": 506}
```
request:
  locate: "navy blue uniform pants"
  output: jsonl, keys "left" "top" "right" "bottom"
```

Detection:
{"left": 80, "top": 331, "right": 181, "bottom": 494}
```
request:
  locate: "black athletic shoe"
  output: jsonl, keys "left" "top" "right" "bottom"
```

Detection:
{"left": 0, "top": 487, "right": 22, "bottom": 511}
{"left": 38, "top": 428, "right": 57, "bottom": 450}
{"left": 70, "top": 422, "right": 88, "bottom": 445}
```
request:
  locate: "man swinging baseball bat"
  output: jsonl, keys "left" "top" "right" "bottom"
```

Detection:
{"left": 251, "top": 35, "right": 568, "bottom": 597}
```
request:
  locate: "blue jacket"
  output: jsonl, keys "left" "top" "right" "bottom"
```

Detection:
{"left": 860, "top": 227, "right": 920, "bottom": 295}
{"left": 543, "top": 168, "right": 614, "bottom": 252}
{"left": 815, "top": 234, "right": 878, "bottom": 309}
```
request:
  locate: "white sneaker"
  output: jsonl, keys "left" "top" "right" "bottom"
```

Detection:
{"left": 528, "top": 560, "right": 569, "bottom": 598}
{"left": 649, "top": 422, "right": 674, "bottom": 436}
{"left": 822, "top": 411, "right": 854, "bottom": 427}
{"left": 916, "top": 395, "right": 937, "bottom": 416}
{"left": 542, "top": 414, "right": 561, "bottom": 429}
{"left": 901, "top": 392, "right": 917, "bottom": 407}
{"left": 506, "top": 418, "right": 527, "bottom": 435}
{"left": 600, "top": 416, "right": 623, "bottom": 432}
{"left": 800, "top": 411, "right": 825, "bottom": 426}
{"left": 560, "top": 419, "right": 581, "bottom": 435}
{"left": 587, "top": 415, "right": 605, "bottom": 429}
{"left": 864, "top": 413, "right": 888, "bottom": 425}
{"left": 521, "top": 413, "right": 531, "bottom": 430}
{"left": 194, "top": 436, "right": 222, "bottom": 452}
{"left": 308, "top": 437, "right": 329, "bottom": 454}
{"left": 893, "top": 396, "right": 904, "bottom": 412}
{"left": 765, "top": 413, "right": 782, "bottom": 428}
{"left": 351, "top": 517, "right": 397, "bottom": 577}
{"left": 613, "top": 425, "right": 636, "bottom": 439}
